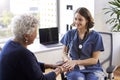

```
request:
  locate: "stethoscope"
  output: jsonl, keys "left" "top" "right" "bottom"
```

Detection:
{"left": 79, "top": 44, "right": 83, "bottom": 49}
{"left": 68, "top": 30, "right": 88, "bottom": 52}
{"left": 78, "top": 31, "right": 88, "bottom": 49}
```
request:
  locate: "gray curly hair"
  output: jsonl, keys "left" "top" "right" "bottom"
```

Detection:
{"left": 10, "top": 14, "right": 39, "bottom": 40}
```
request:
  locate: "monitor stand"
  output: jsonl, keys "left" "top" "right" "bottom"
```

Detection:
{"left": 42, "top": 43, "right": 62, "bottom": 48}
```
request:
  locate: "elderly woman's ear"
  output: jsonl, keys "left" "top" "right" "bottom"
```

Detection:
{"left": 23, "top": 34, "right": 29, "bottom": 43}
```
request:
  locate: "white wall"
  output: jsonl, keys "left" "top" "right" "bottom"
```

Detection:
{"left": 94, "top": 0, "right": 115, "bottom": 32}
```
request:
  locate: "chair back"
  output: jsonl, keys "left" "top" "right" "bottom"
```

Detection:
{"left": 99, "top": 32, "right": 113, "bottom": 75}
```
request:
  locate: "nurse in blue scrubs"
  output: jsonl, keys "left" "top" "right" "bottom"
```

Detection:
{"left": 61, "top": 7, "right": 105, "bottom": 80}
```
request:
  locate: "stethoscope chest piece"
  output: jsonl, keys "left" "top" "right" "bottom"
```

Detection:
{"left": 79, "top": 44, "right": 82, "bottom": 49}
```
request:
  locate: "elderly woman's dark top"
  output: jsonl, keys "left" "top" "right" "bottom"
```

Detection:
{"left": 0, "top": 40, "right": 56, "bottom": 80}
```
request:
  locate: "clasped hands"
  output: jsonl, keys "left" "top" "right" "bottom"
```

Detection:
{"left": 55, "top": 60, "right": 77, "bottom": 72}
{"left": 46, "top": 60, "right": 77, "bottom": 74}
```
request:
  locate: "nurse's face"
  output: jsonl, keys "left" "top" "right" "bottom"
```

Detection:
{"left": 74, "top": 13, "right": 88, "bottom": 30}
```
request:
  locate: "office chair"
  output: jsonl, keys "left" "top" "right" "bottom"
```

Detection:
{"left": 60, "top": 32, "right": 118, "bottom": 80}
{"left": 0, "top": 47, "right": 2, "bottom": 53}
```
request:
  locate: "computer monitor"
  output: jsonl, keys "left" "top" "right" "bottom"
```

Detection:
{"left": 39, "top": 27, "right": 59, "bottom": 45}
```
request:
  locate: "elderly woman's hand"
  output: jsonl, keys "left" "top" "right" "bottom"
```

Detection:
{"left": 44, "top": 61, "right": 66, "bottom": 69}
{"left": 44, "top": 64, "right": 58, "bottom": 69}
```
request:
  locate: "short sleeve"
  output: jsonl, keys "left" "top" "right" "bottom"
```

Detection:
{"left": 93, "top": 33, "right": 104, "bottom": 52}
{"left": 60, "top": 31, "right": 70, "bottom": 46}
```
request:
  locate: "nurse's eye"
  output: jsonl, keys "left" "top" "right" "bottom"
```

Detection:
{"left": 78, "top": 18, "right": 83, "bottom": 21}
{"left": 75, "top": 18, "right": 77, "bottom": 20}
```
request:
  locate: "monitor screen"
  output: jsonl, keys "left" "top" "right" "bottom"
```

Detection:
{"left": 39, "top": 27, "right": 59, "bottom": 45}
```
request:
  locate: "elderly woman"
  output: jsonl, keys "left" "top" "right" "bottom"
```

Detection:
{"left": 0, "top": 14, "right": 64, "bottom": 80}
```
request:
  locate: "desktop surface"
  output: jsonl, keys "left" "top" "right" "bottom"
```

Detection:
{"left": 41, "top": 42, "right": 62, "bottom": 48}
{"left": 28, "top": 39, "right": 63, "bottom": 53}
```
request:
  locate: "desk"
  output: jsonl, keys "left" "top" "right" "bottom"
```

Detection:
{"left": 0, "top": 39, "right": 63, "bottom": 64}
{"left": 28, "top": 39, "right": 63, "bottom": 64}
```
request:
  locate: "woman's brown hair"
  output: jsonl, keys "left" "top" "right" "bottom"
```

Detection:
{"left": 72, "top": 7, "right": 94, "bottom": 30}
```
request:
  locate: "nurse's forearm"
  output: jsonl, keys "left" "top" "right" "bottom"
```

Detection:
{"left": 62, "top": 52, "right": 70, "bottom": 61}
{"left": 76, "top": 58, "right": 98, "bottom": 66}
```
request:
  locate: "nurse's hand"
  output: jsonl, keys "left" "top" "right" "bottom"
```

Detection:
{"left": 62, "top": 60, "right": 77, "bottom": 71}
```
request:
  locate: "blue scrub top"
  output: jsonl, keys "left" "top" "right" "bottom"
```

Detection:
{"left": 60, "top": 29, "right": 104, "bottom": 72}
